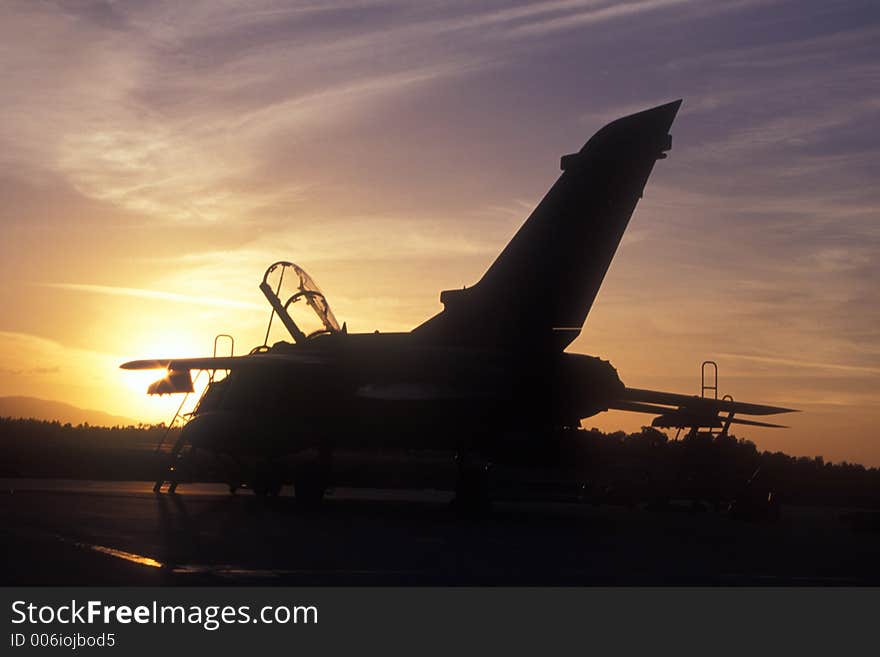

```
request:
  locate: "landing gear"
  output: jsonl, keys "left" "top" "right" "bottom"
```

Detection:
{"left": 250, "top": 460, "right": 284, "bottom": 497}
{"left": 453, "top": 456, "right": 492, "bottom": 514}
{"left": 294, "top": 470, "right": 326, "bottom": 507}
{"left": 293, "top": 441, "right": 333, "bottom": 507}
{"left": 251, "top": 480, "right": 283, "bottom": 497}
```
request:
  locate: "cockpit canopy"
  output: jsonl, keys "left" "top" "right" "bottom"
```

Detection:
{"left": 259, "top": 261, "right": 340, "bottom": 343}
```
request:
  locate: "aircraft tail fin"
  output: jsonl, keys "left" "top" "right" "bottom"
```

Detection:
{"left": 414, "top": 100, "right": 682, "bottom": 351}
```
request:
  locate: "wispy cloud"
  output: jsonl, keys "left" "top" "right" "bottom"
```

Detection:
{"left": 506, "top": 0, "right": 695, "bottom": 37}
{"left": 718, "top": 353, "right": 880, "bottom": 376}
{"left": 40, "top": 283, "right": 264, "bottom": 310}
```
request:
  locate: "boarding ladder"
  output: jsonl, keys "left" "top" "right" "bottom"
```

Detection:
{"left": 152, "top": 334, "right": 234, "bottom": 493}
{"left": 695, "top": 360, "right": 735, "bottom": 439}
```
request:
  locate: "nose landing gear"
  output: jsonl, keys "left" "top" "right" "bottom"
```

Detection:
{"left": 452, "top": 452, "right": 492, "bottom": 514}
{"left": 293, "top": 469, "right": 326, "bottom": 507}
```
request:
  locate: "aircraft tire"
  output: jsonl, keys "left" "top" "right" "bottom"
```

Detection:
{"left": 453, "top": 466, "right": 491, "bottom": 514}
{"left": 294, "top": 472, "right": 325, "bottom": 507}
{"left": 251, "top": 480, "right": 283, "bottom": 497}
{"left": 251, "top": 461, "right": 284, "bottom": 497}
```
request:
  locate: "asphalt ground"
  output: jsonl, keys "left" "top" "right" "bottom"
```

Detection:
{"left": 2, "top": 479, "right": 879, "bottom": 585}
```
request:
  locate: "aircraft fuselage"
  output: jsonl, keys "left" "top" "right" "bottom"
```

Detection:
{"left": 182, "top": 332, "right": 623, "bottom": 458}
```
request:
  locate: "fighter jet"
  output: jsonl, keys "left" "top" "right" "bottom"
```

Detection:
{"left": 122, "top": 100, "right": 795, "bottom": 503}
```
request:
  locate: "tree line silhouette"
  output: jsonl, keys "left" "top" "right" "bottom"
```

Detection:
{"left": 0, "top": 417, "right": 877, "bottom": 510}
{"left": 0, "top": 418, "right": 178, "bottom": 481}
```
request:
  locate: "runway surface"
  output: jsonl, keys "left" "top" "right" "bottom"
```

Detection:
{"left": 2, "top": 479, "right": 879, "bottom": 585}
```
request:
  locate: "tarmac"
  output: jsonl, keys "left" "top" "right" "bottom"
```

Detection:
{"left": 2, "top": 479, "right": 879, "bottom": 585}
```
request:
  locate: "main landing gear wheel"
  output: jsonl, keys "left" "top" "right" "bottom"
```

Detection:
{"left": 251, "top": 481, "right": 283, "bottom": 497}
{"left": 251, "top": 461, "right": 283, "bottom": 497}
{"left": 453, "top": 464, "right": 492, "bottom": 514}
{"left": 294, "top": 470, "right": 326, "bottom": 507}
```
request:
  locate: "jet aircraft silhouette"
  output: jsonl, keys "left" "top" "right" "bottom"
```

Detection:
{"left": 123, "top": 100, "right": 795, "bottom": 503}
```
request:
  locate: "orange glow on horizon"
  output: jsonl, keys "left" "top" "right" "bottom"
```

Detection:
{"left": 1, "top": 1, "right": 877, "bottom": 465}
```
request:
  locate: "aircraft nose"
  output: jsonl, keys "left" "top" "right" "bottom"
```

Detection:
{"left": 180, "top": 412, "right": 238, "bottom": 450}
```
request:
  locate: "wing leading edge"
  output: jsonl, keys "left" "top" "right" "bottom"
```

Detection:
{"left": 120, "top": 353, "right": 323, "bottom": 371}
{"left": 121, "top": 352, "right": 325, "bottom": 395}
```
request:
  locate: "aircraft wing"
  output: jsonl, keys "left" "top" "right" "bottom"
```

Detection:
{"left": 609, "top": 387, "right": 797, "bottom": 431}
{"left": 121, "top": 353, "right": 324, "bottom": 371}
{"left": 619, "top": 388, "right": 796, "bottom": 416}
{"left": 121, "top": 352, "right": 324, "bottom": 394}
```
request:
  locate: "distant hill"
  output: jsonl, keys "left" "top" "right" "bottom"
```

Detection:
{"left": 0, "top": 396, "right": 135, "bottom": 427}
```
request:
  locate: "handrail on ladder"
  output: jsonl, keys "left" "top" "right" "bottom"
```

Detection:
{"left": 153, "top": 333, "right": 234, "bottom": 455}
{"left": 212, "top": 334, "right": 234, "bottom": 381}
{"left": 701, "top": 360, "right": 718, "bottom": 400}
{"left": 153, "top": 369, "right": 205, "bottom": 455}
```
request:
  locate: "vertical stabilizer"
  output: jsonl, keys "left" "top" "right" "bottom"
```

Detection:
{"left": 414, "top": 100, "right": 681, "bottom": 351}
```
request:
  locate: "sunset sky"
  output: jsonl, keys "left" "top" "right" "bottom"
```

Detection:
{"left": 1, "top": 1, "right": 878, "bottom": 464}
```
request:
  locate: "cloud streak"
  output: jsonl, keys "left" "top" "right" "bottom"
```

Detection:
{"left": 41, "top": 283, "right": 264, "bottom": 310}
{"left": 718, "top": 353, "right": 880, "bottom": 377}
